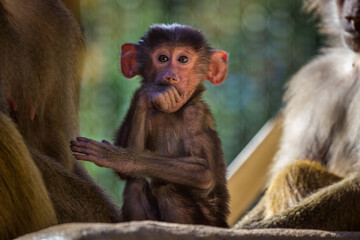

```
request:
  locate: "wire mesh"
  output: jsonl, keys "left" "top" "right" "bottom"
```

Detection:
{"left": 79, "top": 0, "right": 321, "bottom": 205}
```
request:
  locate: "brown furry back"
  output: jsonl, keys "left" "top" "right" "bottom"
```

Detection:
{"left": 0, "top": 0, "right": 84, "bottom": 170}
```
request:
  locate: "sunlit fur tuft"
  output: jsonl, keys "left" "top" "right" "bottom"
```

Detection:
{"left": 303, "top": 0, "right": 342, "bottom": 47}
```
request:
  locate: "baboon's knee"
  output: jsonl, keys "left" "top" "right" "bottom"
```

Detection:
{"left": 264, "top": 160, "right": 341, "bottom": 217}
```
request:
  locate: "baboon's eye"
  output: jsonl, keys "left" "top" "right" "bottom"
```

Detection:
{"left": 178, "top": 56, "right": 189, "bottom": 64}
{"left": 158, "top": 55, "right": 169, "bottom": 63}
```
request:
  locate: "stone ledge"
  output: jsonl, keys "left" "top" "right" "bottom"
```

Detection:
{"left": 16, "top": 221, "right": 360, "bottom": 240}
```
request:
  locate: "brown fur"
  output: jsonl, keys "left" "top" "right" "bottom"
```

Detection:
{"left": 235, "top": 0, "right": 360, "bottom": 231}
{"left": 265, "top": 160, "right": 342, "bottom": 218}
{"left": 0, "top": 0, "right": 121, "bottom": 238}
{"left": 0, "top": 0, "right": 82, "bottom": 170}
{"left": 0, "top": 114, "right": 57, "bottom": 240}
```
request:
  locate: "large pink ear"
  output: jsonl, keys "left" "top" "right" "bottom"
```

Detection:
{"left": 206, "top": 50, "right": 228, "bottom": 85}
{"left": 121, "top": 43, "right": 139, "bottom": 78}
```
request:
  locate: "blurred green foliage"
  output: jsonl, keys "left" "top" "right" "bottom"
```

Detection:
{"left": 79, "top": 0, "right": 320, "bottom": 205}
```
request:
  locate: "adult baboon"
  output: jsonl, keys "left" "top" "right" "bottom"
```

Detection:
{"left": 0, "top": 0, "right": 121, "bottom": 239}
{"left": 236, "top": 0, "right": 360, "bottom": 231}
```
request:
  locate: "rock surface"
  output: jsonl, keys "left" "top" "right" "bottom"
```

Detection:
{"left": 16, "top": 221, "right": 360, "bottom": 240}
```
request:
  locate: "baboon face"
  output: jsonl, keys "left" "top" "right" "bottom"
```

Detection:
{"left": 338, "top": 0, "right": 360, "bottom": 52}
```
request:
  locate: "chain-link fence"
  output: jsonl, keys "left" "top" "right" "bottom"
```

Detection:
{"left": 79, "top": 0, "right": 321, "bottom": 205}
